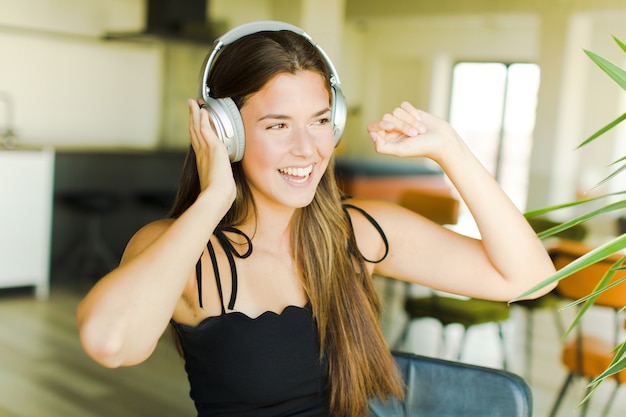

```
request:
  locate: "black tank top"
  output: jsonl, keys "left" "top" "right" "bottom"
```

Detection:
{"left": 170, "top": 204, "right": 388, "bottom": 417}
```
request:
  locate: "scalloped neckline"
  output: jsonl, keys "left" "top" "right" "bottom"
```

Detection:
{"left": 173, "top": 303, "right": 311, "bottom": 331}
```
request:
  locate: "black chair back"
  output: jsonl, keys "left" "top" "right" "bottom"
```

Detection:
{"left": 369, "top": 351, "right": 532, "bottom": 417}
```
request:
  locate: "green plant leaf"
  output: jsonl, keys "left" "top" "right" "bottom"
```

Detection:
{"left": 535, "top": 35, "right": 626, "bottom": 406}
{"left": 609, "top": 155, "right": 626, "bottom": 166}
{"left": 578, "top": 39, "right": 626, "bottom": 149}
{"left": 578, "top": 342, "right": 626, "bottom": 405}
{"left": 583, "top": 49, "right": 626, "bottom": 91}
{"left": 559, "top": 275, "right": 626, "bottom": 311}
{"left": 589, "top": 160, "right": 626, "bottom": 189}
{"left": 535, "top": 200, "right": 626, "bottom": 239}
{"left": 583, "top": 340, "right": 626, "bottom": 405}
{"left": 613, "top": 35, "right": 626, "bottom": 53}
{"left": 578, "top": 112, "right": 626, "bottom": 148}
{"left": 510, "top": 234, "right": 626, "bottom": 303}
{"left": 588, "top": 340, "right": 626, "bottom": 386}
{"left": 524, "top": 191, "right": 626, "bottom": 218}
{"left": 559, "top": 256, "right": 626, "bottom": 340}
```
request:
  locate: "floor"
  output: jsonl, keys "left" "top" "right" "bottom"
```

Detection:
{"left": 0, "top": 282, "right": 625, "bottom": 417}
{"left": 0, "top": 286, "right": 195, "bottom": 417}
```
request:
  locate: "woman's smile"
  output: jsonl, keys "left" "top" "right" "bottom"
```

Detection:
{"left": 278, "top": 164, "right": 315, "bottom": 185}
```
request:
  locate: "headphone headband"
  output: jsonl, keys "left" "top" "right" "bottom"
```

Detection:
{"left": 199, "top": 21, "right": 342, "bottom": 101}
{"left": 197, "top": 20, "right": 346, "bottom": 162}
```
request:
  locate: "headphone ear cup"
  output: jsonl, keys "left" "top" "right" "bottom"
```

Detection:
{"left": 331, "top": 86, "right": 347, "bottom": 146}
{"left": 203, "top": 97, "right": 246, "bottom": 162}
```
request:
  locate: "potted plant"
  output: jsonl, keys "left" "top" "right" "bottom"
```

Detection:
{"left": 514, "top": 35, "right": 626, "bottom": 394}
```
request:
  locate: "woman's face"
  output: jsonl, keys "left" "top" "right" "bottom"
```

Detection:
{"left": 239, "top": 70, "right": 335, "bottom": 211}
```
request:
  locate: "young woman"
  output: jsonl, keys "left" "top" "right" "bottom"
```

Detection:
{"left": 77, "top": 21, "right": 556, "bottom": 417}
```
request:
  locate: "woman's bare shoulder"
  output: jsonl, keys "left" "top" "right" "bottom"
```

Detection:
{"left": 341, "top": 197, "right": 415, "bottom": 262}
{"left": 121, "top": 218, "right": 175, "bottom": 263}
{"left": 342, "top": 197, "right": 408, "bottom": 220}
{"left": 342, "top": 196, "right": 436, "bottom": 242}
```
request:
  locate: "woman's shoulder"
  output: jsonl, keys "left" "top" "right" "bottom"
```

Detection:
{"left": 342, "top": 197, "right": 404, "bottom": 221}
{"left": 342, "top": 196, "right": 431, "bottom": 239}
{"left": 132, "top": 218, "right": 174, "bottom": 242}
{"left": 341, "top": 198, "right": 404, "bottom": 263}
{"left": 121, "top": 218, "right": 175, "bottom": 263}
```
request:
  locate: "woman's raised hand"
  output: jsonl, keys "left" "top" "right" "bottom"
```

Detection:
{"left": 366, "top": 101, "right": 461, "bottom": 163}
{"left": 187, "top": 99, "right": 236, "bottom": 204}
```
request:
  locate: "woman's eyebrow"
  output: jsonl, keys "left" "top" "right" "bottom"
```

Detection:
{"left": 258, "top": 113, "right": 289, "bottom": 122}
{"left": 257, "top": 108, "right": 330, "bottom": 122}
{"left": 312, "top": 108, "right": 331, "bottom": 117}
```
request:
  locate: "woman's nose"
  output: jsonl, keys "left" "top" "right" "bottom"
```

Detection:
{"left": 291, "top": 127, "right": 315, "bottom": 156}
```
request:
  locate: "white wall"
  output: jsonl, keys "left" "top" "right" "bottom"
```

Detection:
{"left": 0, "top": 0, "right": 162, "bottom": 148}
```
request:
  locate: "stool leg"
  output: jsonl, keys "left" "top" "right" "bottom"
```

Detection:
{"left": 497, "top": 322, "right": 508, "bottom": 370}
{"left": 552, "top": 308, "right": 565, "bottom": 335}
{"left": 599, "top": 383, "right": 620, "bottom": 417}
{"left": 58, "top": 237, "right": 88, "bottom": 276}
{"left": 395, "top": 318, "right": 412, "bottom": 350}
{"left": 525, "top": 309, "right": 533, "bottom": 381}
{"left": 456, "top": 326, "right": 469, "bottom": 361}
{"left": 579, "top": 384, "right": 592, "bottom": 417}
{"left": 87, "top": 215, "right": 118, "bottom": 270}
{"left": 548, "top": 373, "right": 574, "bottom": 417}
{"left": 73, "top": 214, "right": 119, "bottom": 286}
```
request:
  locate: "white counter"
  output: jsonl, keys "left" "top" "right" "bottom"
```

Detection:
{"left": 0, "top": 147, "right": 55, "bottom": 299}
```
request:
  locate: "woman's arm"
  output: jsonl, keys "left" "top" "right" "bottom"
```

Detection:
{"left": 76, "top": 100, "right": 235, "bottom": 368}
{"left": 363, "top": 102, "right": 555, "bottom": 301}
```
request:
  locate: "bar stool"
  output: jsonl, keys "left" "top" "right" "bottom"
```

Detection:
{"left": 58, "top": 190, "right": 122, "bottom": 284}
{"left": 547, "top": 240, "right": 626, "bottom": 417}
{"left": 517, "top": 217, "right": 589, "bottom": 383}
{"left": 135, "top": 190, "right": 174, "bottom": 219}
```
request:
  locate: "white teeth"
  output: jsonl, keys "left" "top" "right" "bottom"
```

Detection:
{"left": 279, "top": 165, "right": 313, "bottom": 178}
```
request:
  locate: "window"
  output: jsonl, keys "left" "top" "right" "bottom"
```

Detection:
{"left": 448, "top": 62, "right": 541, "bottom": 211}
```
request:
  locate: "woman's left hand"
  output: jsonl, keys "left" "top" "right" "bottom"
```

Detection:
{"left": 366, "top": 101, "right": 459, "bottom": 162}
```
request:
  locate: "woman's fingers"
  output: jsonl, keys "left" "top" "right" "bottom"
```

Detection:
{"left": 188, "top": 99, "right": 203, "bottom": 150}
{"left": 389, "top": 102, "right": 427, "bottom": 136}
{"left": 368, "top": 102, "right": 428, "bottom": 141}
{"left": 367, "top": 102, "right": 455, "bottom": 159}
{"left": 188, "top": 99, "right": 222, "bottom": 152}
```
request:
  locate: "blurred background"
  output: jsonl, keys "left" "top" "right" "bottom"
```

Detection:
{"left": 1, "top": 0, "right": 626, "bottom": 416}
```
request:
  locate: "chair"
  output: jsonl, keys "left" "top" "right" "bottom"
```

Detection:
{"left": 515, "top": 217, "right": 588, "bottom": 382}
{"left": 368, "top": 350, "right": 533, "bottom": 417}
{"left": 514, "top": 292, "right": 565, "bottom": 381}
{"left": 398, "top": 292, "right": 511, "bottom": 367}
{"left": 547, "top": 240, "right": 626, "bottom": 417}
{"left": 396, "top": 189, "right": 510, "bottom": 369}
{"left": 397, "top": 188, "right": 460, "bottom": 226}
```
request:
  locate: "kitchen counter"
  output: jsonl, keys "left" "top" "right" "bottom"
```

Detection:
{"left": 0, "top": 147, "right": 55, "bottom": 298}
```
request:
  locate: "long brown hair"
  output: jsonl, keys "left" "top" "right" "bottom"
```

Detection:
{"left": 170, "top": 29, "right": 403, "bottom": 416}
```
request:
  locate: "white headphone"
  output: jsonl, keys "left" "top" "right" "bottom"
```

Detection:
{"left": 198, "top": 21, "right": 347, "bottom": 162}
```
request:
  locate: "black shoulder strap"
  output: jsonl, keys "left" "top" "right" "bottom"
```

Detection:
{"left": 342, "top": 202, "right": 389, "bottom": 264}
{"left": 196, "top": 227, "right": 253, "bottom": 310}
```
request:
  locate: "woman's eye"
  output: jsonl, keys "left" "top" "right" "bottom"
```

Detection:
{"left": 268, "top": 123, "right": 287, "bottom": 130}
{"left": 315, "top": 117, "right": 330, "bottom": 125}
